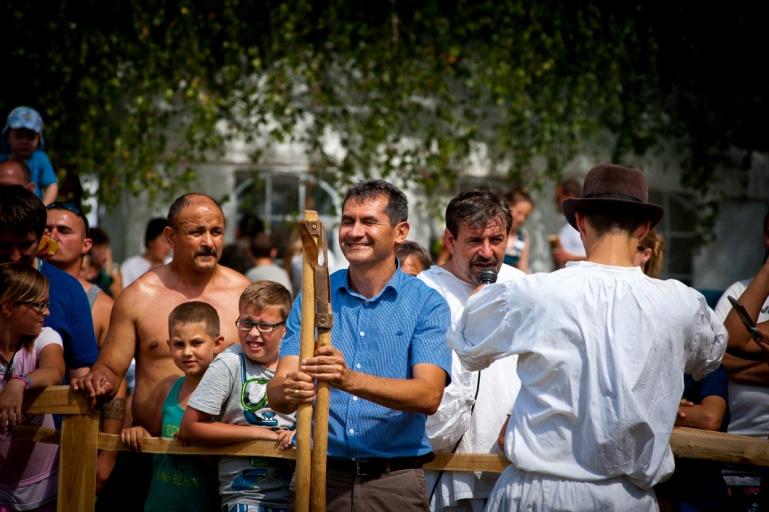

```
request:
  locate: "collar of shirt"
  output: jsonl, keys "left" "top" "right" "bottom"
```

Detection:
{"left": 334, "top": 259, "right": 405, "bottom": 303}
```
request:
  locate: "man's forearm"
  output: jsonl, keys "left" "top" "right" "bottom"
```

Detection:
{"left": 342, "top": 371, "right": 444, "bottom": 415}
{"left": 727, "top": 263, "right": 769, "bottom": 352}
{"left": 725, "top": 354, "right": 769, "bottom": 386}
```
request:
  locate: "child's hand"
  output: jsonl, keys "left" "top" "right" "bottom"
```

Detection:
{"left": 275, "top": 429, "right": 296, "bottom": 450}
{"left": 174, "top": 430, "right": 190, "bottom": 447}
{"left": 0, "top": 379, "right": 26, "bottom": 434}
{"left": 120, "top": 426, "right": 150, "bottom": 451}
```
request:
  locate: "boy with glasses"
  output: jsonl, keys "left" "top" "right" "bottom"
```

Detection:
{"left": 180, "top": 281, "right": 296, "bottom": 512}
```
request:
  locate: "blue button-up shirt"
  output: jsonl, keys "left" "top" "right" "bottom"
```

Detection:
{"left": 280, "top": 266, "right": 451, "bottom": 459}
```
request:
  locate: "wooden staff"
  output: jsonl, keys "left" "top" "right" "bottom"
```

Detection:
{"left": 294, "top": 210, "right": 318, "bottom": 512}
{"left": 308, "top": 222, "right": 333, "bottom": 511}
{"left": 297, "top": 214, "right": 334, "bottom": 510}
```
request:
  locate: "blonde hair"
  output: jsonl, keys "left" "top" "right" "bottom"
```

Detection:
{"left": 638, "top": 229, "right": 664, "bottom": 278}
{"left": 0, "top": 262, "right": 49, "bottom": 349}
{"left": 239, "top": 281, "right": 292, "bottom": 320}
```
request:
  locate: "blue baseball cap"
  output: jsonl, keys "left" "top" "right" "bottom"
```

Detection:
{"left": 3, "top": 106, "right": 45, "bottom": 148}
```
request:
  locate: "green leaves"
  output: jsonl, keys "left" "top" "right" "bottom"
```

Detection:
{"left": 0, "top": 0, "right": 756, "bottom": 244}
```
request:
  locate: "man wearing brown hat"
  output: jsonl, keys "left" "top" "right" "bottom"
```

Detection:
{"left": 449, "top": 163, "right": 727, "bottom": 510}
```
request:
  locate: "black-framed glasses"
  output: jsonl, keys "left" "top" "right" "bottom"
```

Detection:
{"left": 46, "top": 202, "right": 89, "bottom": 233}
{"left": 16, "top": 300, "right": 50, "bottom": 314}
{"left": 235, "top": 319, "right": 285, "bottom": 333}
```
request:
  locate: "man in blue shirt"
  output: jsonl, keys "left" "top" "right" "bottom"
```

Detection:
{"left": 0, "top": 185, "right": 98, "bottom": 378}
{"left": 268, "top": 179, "right": 451, "bottom": 511}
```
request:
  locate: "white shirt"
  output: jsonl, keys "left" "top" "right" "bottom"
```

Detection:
{"left": 714, "top": 279, "right": 769, "bottom": 437}
{"left": 559, "top": 222, "right": 586, "bottom": 257}
{"left": 450, "top": 262, "right": 726, "bottom": 491}
{"left": 418, "top": 264, "right": 525, "bottom": 508}
{"left": 121, "top": 255, "right": 152, "bottom": 287}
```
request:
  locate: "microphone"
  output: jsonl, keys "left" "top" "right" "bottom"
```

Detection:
{"left": 479, "top": 268, "right": 498, "bottom": 285}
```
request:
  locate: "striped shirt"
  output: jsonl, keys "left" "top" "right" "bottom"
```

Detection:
{"left": 281, "top": 266, "right": 451, "bottom": 459}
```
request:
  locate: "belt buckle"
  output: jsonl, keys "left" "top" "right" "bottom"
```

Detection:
{"left": 354, "top": 460, "right": 390, "bottom": 477}
{"left": 355, "top": 461, "right": 371, "bottom": 477}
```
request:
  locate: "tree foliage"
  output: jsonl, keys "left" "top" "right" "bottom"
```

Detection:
{"left": 1, "top": 1, "right": 766, "bottom": 236}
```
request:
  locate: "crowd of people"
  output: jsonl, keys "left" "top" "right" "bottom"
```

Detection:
{"left": 0, "top": 106, "right": 762, "bottom": 512}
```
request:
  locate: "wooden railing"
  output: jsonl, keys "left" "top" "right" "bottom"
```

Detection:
{"left": 16, "top": 386, "right": 769, "bottom": 511}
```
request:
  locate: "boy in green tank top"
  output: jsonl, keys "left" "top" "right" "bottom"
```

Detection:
{"left": 120, "top": 300, "right": 223, "bottom": 511}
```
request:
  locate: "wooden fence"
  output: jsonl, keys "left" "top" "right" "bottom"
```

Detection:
{"left": 16, "top": 385, "right": 769, "bottom": 511}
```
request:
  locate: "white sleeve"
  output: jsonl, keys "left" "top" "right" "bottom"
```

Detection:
{"left": 449, "top": 282, "right": 524, "bottom": 372}
{"left": 426, "top": 351, "right": 475, "bottom": 452}
{"left": 713, "top": 281, "right": 744, "bottom": 322}
{"left": 35, "top": 327, "right": 63, "bottom": 358}
{"left": 686, "top": 292, "right": 728, "bottom": 380}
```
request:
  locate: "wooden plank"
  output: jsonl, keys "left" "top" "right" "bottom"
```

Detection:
{"left": 97, "top": 433, "right": 296, "bottom": 459}
{"left": 670, "top": 426, "right": 769, "bottom": 467}
{"left": 24, "top": 385, "right": 94, "bottom": 415}
{"left": 30, "top": 426, "right": 769, "bottom": 470}
{"left": 425, "top": 452, "right": 508, "bottom": 473}
{"left": 12, "top": 425, "right": 60, "bottom": 445}
{"left": 57, "top": 414, "right": 99, "bottom": 512}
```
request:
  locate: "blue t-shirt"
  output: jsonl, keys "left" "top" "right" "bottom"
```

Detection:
{"left": 0, "top": 149, "right": 57, "bottom": 198}
{"left": 40, "top": 261, "right": 99, "bottom": 370}
{"left": 280, "top": 266, "right": 451, "bottom": 459}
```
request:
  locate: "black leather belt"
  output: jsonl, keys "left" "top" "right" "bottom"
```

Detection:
{"left": 327, "top": 453, "right": 435, "bottom": 477}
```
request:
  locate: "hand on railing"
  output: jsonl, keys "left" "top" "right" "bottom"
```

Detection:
{"left": 0, "top": 377, "right": 25, "bottom": 434}
{"left": 120, "top": 425, "right": 151, "bottom": 451}
{"left": 70, "top": 368, "right": 116, "bottom": 399}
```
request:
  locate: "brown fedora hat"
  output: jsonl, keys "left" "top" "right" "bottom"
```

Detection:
{"left": 562, "top": 163, "right": 664, "bottom": 229}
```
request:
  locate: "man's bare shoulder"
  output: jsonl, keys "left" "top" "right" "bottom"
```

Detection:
{"left": 215, "top": 264, "right": 251, "bottom": 289}
{"left": 92, "top": 290, "right": 114, "bottom": 318}
{"left": 126, "top": 264, "right": 176, "bottom": 292}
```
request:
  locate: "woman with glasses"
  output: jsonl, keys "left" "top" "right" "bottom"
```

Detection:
{"left": 0, "top": 262, "right": 65, "bottom": 512}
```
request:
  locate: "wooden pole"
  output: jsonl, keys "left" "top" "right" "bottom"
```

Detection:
{"left": 311, "top": 226, "right": 332, "bottom": 512}
{"left": 57, "top": 413, "right": 100, "bottom": 512}
{"left": 295, "top": 209, "right": 318, "bottom": 512}
{"left": 311, "top": 343, "right": 330, "bottom": 511}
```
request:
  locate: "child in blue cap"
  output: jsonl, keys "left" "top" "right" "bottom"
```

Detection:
{"left": 1, "top": 106, "right": 58, "bottom": 204}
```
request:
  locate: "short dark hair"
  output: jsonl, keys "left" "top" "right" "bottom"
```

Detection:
{"left": 46, "top": 202, "right": 90, "bottom": 235}
{"left": 88, "top": 226, "right": 110, "bottom": 245}
{"left": 445, "top": 188, "right": 512, "bottom": 238}
{"left": 167, "top": 193, "right": 223, "bottom": 229}
{"left": 559, "top": 178, "right": 582, "bottom": 198}
{"left": 238, "top": 214, "right": 264, "bottom": 238}
{"left": 582, "top": 210, "right": 647, "bottom": 235}
{"left": 396, "top": 241, "right": 432, "bottom": 270}
{"left": 145, "top": 217, "right": 168, "bottom": 247}
{"left": 249, "top": 232, "right": 274, "bottom": 259}
{"left": 342, "top": 180, "right": 408, "bottom": 225}
{"left": 0, "top": 185, "right": 46, "bottom": 238}
{"left": 168, "top": 301, "right": 221, "bottom": 339}
{"left": 240, "top": 281, "right": 293, "bottom": 320}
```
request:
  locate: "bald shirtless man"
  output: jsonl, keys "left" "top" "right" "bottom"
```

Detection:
{"left": 72, "top": 193, "right": 251, "bottom": 435}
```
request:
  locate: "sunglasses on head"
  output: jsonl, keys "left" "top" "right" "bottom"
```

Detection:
{"left": 46, "top": 202, "right": 89, "bottom": 233}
